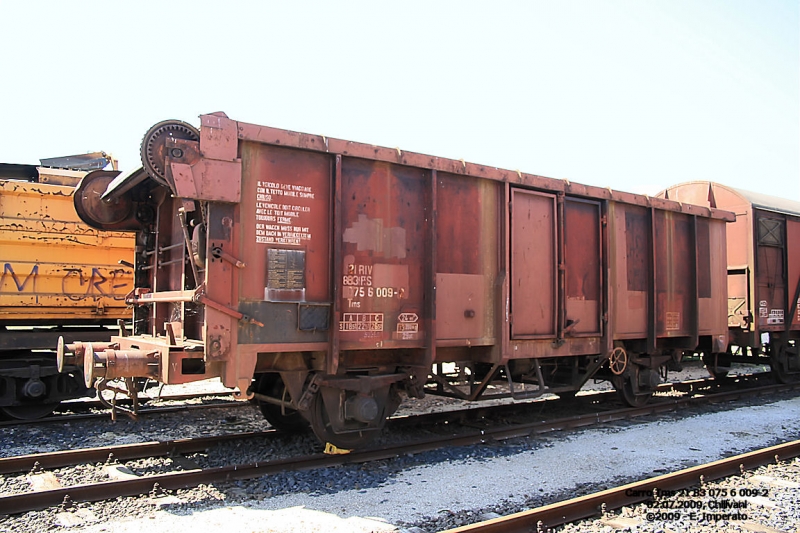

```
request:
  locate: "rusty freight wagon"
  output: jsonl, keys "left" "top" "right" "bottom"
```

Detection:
{"left": 659, "top": 182, "right": 800, "bottom": 382}
{"left": 0, "top": 155, "right": 134, "bottom": 418}
{"left": 65, "top": 113, "right": 733, "bottom": 447}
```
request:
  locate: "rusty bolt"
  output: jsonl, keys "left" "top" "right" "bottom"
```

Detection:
{"left": 209, "top": 337, "right": 222, "bottom": 357}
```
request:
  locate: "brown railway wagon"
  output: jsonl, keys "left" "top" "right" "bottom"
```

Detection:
{"left": 659, "top": 182, "right": 800, "bottom": 382}
{"left": 65, "top": 113, "right": 733, "bottom": 447}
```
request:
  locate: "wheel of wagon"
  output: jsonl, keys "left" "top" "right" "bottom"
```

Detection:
{"left": 702, "top": 352, "right": 730, "bottom": 380}
{"left": 255, "top": 374, "right": 309, "bottom": 432}
{"left": 613, "top": 375, "right": 652, "bottom": 408}
{"left": 309, "top": 392, "right": 380, "bottom": 450}
{"left": 770, "top": 344, "right": 800, "bottom": 385}
{"left": 0, "top": 403, "right": 57, "bottom": 420}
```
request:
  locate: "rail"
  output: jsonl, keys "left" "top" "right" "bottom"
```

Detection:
{"left": 442, "top": 440, "right": 800, "bottom": 532}
{"left": 1, "top": 379, "right": 798, "bottom": 515}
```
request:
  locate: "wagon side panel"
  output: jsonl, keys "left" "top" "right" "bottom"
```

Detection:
{"left": 785, "top": 216, "right": 800, "bottom": 330}
{"left": 236, "top": 142, "right": 333, "bottom": 347}
{"left": 753, "top": 209, "right": 787, "bottom": 332}
{"left": 510, "top": 189, "right": 556, "bottom": 338}
{"left": 0, "top": 180, "right": 133, "bottom": 324}
{"left": 435, "top": 173, "right": 499, "bottom": 344}
{"left": 337, "top": 158, "right": 427, "bottom": 351}
{"left": 610, "top": 202, "right": 649, "bottom": 338}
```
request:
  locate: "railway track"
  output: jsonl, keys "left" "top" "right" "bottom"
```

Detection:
{"left": 2, "top": 377, "right": 798, "bottom": 516}
{"left": 442, "top": 440, "right": 800, "bottom": 532}
{"left": 0, "top": 391, "right": 239, "bottom": 428}
{"left": 0, "top": 372, "right": 773, "bottom": 467}
{"left": 0, "top": 370, "right": 754, "bottom": 429}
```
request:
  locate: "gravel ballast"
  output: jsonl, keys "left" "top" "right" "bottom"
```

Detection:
{"left": 6, "top": 393, "right": 795, "bottom": 533}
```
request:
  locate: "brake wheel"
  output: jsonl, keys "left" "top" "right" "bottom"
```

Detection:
{"left": 140, "top": 120, "right": 200, "bottom": 186}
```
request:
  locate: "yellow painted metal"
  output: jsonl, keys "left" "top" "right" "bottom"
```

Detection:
{"left": 0, "top": 178, "right": 134, "bottom": 322}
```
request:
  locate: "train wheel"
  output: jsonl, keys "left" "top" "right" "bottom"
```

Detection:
{"left": 0, "top": 403, "right": 57, "bottom": 420}
{"left": 770, "top": 345, "right": 800, "bottom": 384}
{"left": 702, "top": 352, "right": 730, "bottom": 380}
{"left": 255, "top": 374, "right": 309, "bottom": 432}
{"left": 309, "top": 392, "right": 381, "bottom": 450}
{"left": 613, "top": 375, "right": 652, "bottom": 407}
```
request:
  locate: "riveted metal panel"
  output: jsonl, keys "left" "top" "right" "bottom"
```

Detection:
{"left": 787, "top": 219, "right": 800, "bottom": 329}
{"left": 654, "top": 210, "right": 695, "bottom": 336}
{"left": 755, "top": 213, "right": 786, "bottom": 331}
{"left": 511, "top": 189, "right": 556, "bottom": 338}
{"left": 564, "top": 198, "right": 602, "bottom": 336}
{"left": 337, "top": 158, "right": 427, "bottom": 349}
{"left": 237, "top": 143, "right": 331, "bottom": 304}
{"left": 435, "top": 173, "right": 499, "bottom": 342}
{"left": 612, "top": 203, "right": 649, "bottom": 336}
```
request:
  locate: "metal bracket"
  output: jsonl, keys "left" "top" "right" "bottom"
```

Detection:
{"left": 296, "top": 374, "right": 322, "bottom": 411}
{"left": 194, "top": 292, "right": 264, "bottom": 327}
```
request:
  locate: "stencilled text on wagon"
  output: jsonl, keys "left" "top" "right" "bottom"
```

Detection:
{"left": 255, "top": 180, "right": 314, "bottom": 245}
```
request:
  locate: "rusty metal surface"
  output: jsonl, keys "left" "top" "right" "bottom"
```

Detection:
{"left": 653, "top": 209, "right": 695, "bottom": 338}
{"left": 236, "top": 121, "right": 734, "bottom": 222}
{"left": 700, "top": 217, "right": 729, "bottom": 337}
{"left": 787, "top": 219, "right": 800, "bottom": 329}
{"left": 511, "top": 189, "right": 557, "bottom": 338}
{"left": 337, "top": 158, "right": 427, "bottom": 350}
{"left": 140, "top": 120, "right": 200, "bottom": 184}
{"left": 73, "top": 170, "right": 137, "bottom": 231}
{"left": 238, "top": 143, "right": 331, "bottom": 303}
{"left": 65, "top": 114, "right": 735, "bottom": 411}
{"left": 610, "top": 201, "right": 728, "bottom": 348}
{"left": 564, "top": 198, "right": 602, "bottom": 336}
{"left": 756, "top": 214, "right": 786, "bottom": 332}
{"left": 435, "top": 173, "right": 498, "bottom": 343}
{"left": 659, "top": 181, "right": 800, "bottom": 340}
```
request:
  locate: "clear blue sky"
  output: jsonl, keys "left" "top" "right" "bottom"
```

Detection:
{"left": 1, "top": 1, "right": 797, "bottom": 198}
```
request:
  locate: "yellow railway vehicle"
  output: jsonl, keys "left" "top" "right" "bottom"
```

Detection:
{"left": 0, "top": 154, "right": 134, "bottom": 418}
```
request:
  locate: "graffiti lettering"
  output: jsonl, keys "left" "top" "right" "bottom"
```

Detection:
{"left": 62, "top": 267, "right": 130, "bottom": 301}
{"left": 1, "top": 263, "right": 130, "bottom": 301}
{"left": 2, "top": 263, "right": 39, "bottom": 292}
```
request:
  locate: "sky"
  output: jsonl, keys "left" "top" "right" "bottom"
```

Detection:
{"left": 1, "top": 0, "right": 797, "bottom": 198}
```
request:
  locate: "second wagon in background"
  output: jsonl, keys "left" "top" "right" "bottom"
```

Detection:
{"left": 659, "top": 182, "right": 800, "bottom": 383}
